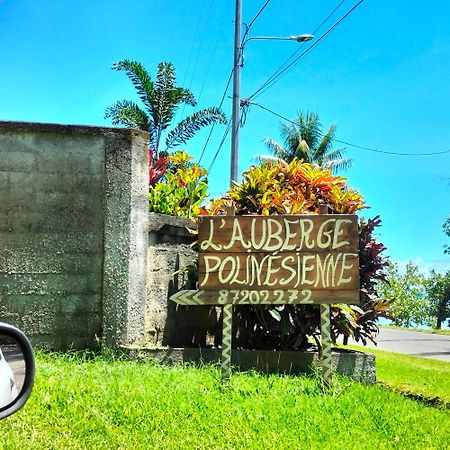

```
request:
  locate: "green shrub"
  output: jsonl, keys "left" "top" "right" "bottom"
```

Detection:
{"left": 148, "top": 150, "right": 208, "bottom": 218}
{"left": 201, "top": 160, "right": 391, "bottom": 350}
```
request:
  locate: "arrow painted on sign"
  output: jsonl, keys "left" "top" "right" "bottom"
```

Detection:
{"left": 170, "top": 289, "right": 356, "bottom": 305}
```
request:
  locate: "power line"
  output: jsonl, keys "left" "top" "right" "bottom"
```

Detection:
{"left": 247, "top": 0, "right": 272, "bottom": 31}
{"left": 197, "top": 0, "right": 232, "bottom": 102}
{"left": 199, "top": 0, "right": 272, "bottom": 165}
{"left": 249, "top": 0, "right": 366, "bottom": 100}
{"left": 251, "top": 1, "right": 346, "bottom": 97}
{"left": 313, "top": 0, "right": 347, "bottom": 35}
{"left": 208, "top": 121, "right": 232, "bottom": 173}
{"left": 252, "top": 102, "right": 450, "bottom": 156}
{"left": 201, "top": 0, "right": 274, "bottom": 168}
{"left": 198, "top": 68, "right": 234, "bottom": 164}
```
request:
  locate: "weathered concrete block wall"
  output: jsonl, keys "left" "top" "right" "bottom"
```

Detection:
{"left": 145, "top": 213, "right": 218, "bottom": 347}
{"left": 0, "top": 122, "right": 149, "bottom": 350}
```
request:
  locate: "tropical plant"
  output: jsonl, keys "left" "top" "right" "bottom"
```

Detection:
{"left": 426, "top": 270, "right": 450, "bottom": 329}
{"left": 263, "top": 111, "right": 352, "bottom": 173}
{"left": 105, "top": 60, "right": 227, "bottom": 158}
{"left": 149, "top": 153, "right": 169, "bottom": 187}
{"left": 377, "top": 262, "right": 431, "bottom": 328}
{"left": 206, "top": 159, "right": 364, "bottom": 216}
{"left": 201, "top": 159, "right": 390, "bottom": 350}
{"left": 149, "top": 150, "right": 208, "bottom": 218}
{"left": 444, "top": 217, "right": 450, "bottom": 255}
{"left": 332, "top": 216, "right": 391, "bottom": 345}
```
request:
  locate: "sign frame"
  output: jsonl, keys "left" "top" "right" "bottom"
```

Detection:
{"left": 171, "top": 211, "right": 360, "bottom": 384}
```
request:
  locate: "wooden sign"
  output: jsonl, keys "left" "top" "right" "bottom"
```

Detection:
{"left": 171, "top": 213, "right": 360, "bottom": 384}
{"left": 198, "top": 215, "right": 359, "bottom": 303}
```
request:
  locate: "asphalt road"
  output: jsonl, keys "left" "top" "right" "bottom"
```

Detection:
{"left": 352, "top": 328, "right": 450, "bottom": 362}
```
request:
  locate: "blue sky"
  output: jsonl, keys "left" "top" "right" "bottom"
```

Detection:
{"left": 1, "top": 0, "right": 449, "bottom": 272}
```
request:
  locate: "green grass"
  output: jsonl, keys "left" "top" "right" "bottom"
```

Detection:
{"left": 339, "top": 344, "right": 450, "bottom": 405}
{"left": 1, "top": 351, "right": 449, "bottom": 449}
{"left": 380, "top": 325, "right": 450, "bottom": 336}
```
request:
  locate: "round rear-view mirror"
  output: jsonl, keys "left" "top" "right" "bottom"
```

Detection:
{"left": 0, "top": 322, "right": 35, "bottom": 420}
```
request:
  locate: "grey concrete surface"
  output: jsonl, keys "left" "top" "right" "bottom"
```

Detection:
{"left": 145, "top": 213, "right": 218, "bottom": 347}
{"left": 353, "top": 328, "right": 450, "bottom": 362}
{"left": 0, "top": 121, "right": 149, "bottom": 350}
{"left": 122, "top": 346, "right": 377, "bottom": 383}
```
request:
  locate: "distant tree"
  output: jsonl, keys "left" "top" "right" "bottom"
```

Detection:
{"left": 426, "top": 270, "right": 450, "bottom": 329}
{"left": 105, "top": 60, "right": 227, "bottom": 159}
{"left": 263, "top": 111, "right": 352, "bottom": 173}
{"left": 444, "top": 217, "right": 450, "bottom": 255}
{"left": 378, "top": 262, "right": 431, "bottom": 327}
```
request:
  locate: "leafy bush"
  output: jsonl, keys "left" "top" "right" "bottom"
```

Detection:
{"left": 426, "top": 269, "right": 450, "bottom": 329}
{"left": 201, "top": 159, "right": 391, "bottom": 350}
{"left": 148, "top": 150, "right": 208, "bottom": 218}
{"left": 206, "top": 158, "right": 365, "bottom": 216}
{"left": 377, "top": 262, "right": 430, "bottom": 328}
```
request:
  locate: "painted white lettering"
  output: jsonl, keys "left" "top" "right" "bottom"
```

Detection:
{"left": 264, "top": 219, "right": 284, "bottom": 251}
{"left": 200, "top": 256, "right": 222, "bottom": 286}
{"left": 298, "top": 219, "right": 315, "bottom": 250}
{"left": 264, "top": 255, "right": 281, "bottom": 286}
{"left": 338, "top": 253, "right": 357, "bottom": 285}
{"left": 332, "top": 219, "right": 352, "bottom": 249}
{"left": 217, "top": 256, "right": 239, "bottom": 284}
{"left": 279, "top": 255, "right": 297, "bottom": 286}
{"left": 317, "top": 218, "right": 336, "bottom": 249}
{"left": 223, "top": 219, "right": 251, "bottom": 250}
{"left": 301, "top": 255, "right": 316, "bottom": 285}
{"left": 283, "top": 219, "right": 300, "bottom": 250}
{"left": 200, "top": 220, "right": 222, "bottom": 251}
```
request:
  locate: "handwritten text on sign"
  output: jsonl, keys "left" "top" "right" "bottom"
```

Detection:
{"left": 198, "top": 215, "right": 360, "bottom": 302}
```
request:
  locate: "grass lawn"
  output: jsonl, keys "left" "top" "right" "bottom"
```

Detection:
{"left": 339, "top": 344, "right": 450, "bottom": 405}
{"left": 1, "top": 351, "right": 449, "bottom": 449}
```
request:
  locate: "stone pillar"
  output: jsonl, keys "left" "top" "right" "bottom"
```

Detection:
{"left": 102, "top": 129, "right": 149, "bottom": 348}
{"left": 0, "top": 121, "right": 149, "bottom": 349}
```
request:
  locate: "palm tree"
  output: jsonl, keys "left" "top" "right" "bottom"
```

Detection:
{"left": 105, "top": 60, "right": 227, "bottom": 159}
{"left": 263, "top": 111, "right": 352, "bottom": 172}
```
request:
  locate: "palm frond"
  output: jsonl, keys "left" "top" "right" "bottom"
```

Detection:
{"left": 314, "top": 124, "right": 336, "bottom": 163}
{"left": 104, "top": 100, "right": 150, "bottom": 130}
{"left": 150, "top": 62, "right": 197, "bottom": 132}
{"left": 112, "top": 60, "right": 154, "bottom": 113}
{"left": 323, "top": 157, "right": 353, "bottom": 173}
{"left": 280, "top": 123, "right": 299, "bottom": 160}
{"left": 252, "top": 154, "right": 287, "bottom": 164}
{"left": 165, "top": 107, "right": 227, "bottom": 150}
{"left": 297, "top": 111, "right": 321, "bottom": 150}
{"left": 263, "top": 137, "right": 290, "bottom": 160}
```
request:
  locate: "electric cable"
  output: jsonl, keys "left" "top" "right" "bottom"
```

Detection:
{"left": 198, "top": 67, "right": 234, "bottom": 164}
{"left": 200, "top": 0, "right": 273, "bottom": 166}
{"left": 252, "top": 101, "right": 450, "bottom": 156}
{"left": 248, "top": 0, "right": 366, "bottom": 100}
{"left": 247, "top": 0, "right": 272, "bottom": 31}
{"left": 249, "top": 1, "right": 346, "bottom": 97}
{"left": 208, "top": 121, "right": 232, "bottom": 173}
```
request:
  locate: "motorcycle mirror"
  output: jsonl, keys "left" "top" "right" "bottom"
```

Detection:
{"left": 0, "top": 322, "right": 35, "bottom": 420}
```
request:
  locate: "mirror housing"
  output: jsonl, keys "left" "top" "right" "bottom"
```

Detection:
{"left": 0, "top": 322, "right": 35, "bottom": 420}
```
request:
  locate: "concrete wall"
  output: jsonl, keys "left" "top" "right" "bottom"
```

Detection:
{"left": 0, "top": 121, "right": 149, "bottom": 350}
{"left": 145, "top": 213, "right": 218, "bottom": 347}
{"left": 122, "top": 347, "right": 377, "bottom": 384}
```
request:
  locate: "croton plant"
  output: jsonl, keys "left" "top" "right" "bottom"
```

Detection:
{"left": 199, "top": 159, "right": 391, "bottom": 350}
{"left": 148, "top": 150, "right": 208, "bottom": 218}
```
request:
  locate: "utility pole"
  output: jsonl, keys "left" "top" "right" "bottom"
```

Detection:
{"left": 230, "top": 0, "right": 242, "bottom": 186}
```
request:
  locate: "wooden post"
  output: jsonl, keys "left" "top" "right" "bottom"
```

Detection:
{"left": 319, "top": 203, "right": 332, "bottom": 385}
{"left": 320, "top": 304, "right": 332, "bottom": 386}
{"left": 221, "top": 304, "right": 233, "bottom": 381}
{"left": 221, "top": 206, "right": 235, "bottom": 382}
